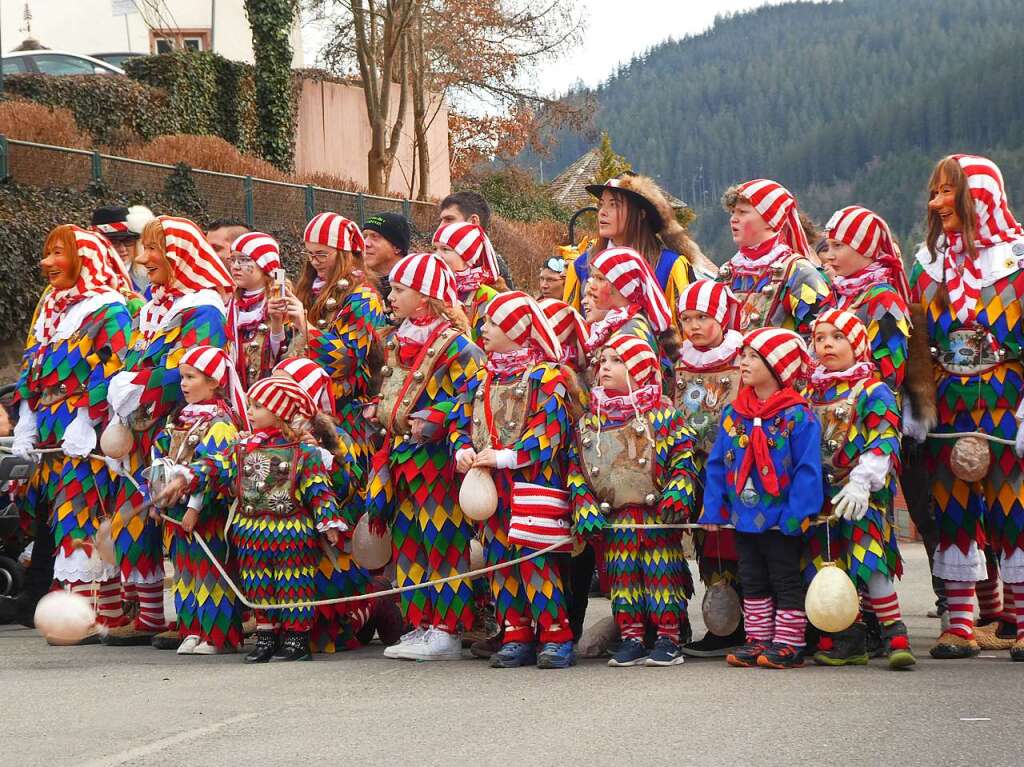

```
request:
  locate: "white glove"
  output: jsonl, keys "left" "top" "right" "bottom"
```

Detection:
{"left": 61, "top": 408, "right": 99, "bottom": 459}
{"left": 1015, "top": 421, "right": 1024, "bottom": 459}
{"left": 831, "top": 479, "right": 870, "bottom": 521}
{"left": 107, "top": 371, "right": 144, "bottom": 420}
{"left": 901, "top": 397, "right": 929, "bottom": 443}
{"left": 11, "top": 401, "right": 37, "bottom": 460}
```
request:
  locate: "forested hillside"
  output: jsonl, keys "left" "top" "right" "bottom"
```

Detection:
{"left": 527, "top": 0, "right": 1024, "bottom": 260}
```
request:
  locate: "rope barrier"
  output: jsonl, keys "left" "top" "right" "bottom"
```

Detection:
{"left": 924, "top": 430, "right": 1015, "bottom": 446}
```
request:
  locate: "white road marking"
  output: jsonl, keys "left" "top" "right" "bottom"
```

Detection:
{"left": 78, "top": 712, "right": 259, "bottom": 767}
{"left": 959, "top": 717, "right": 991, "bottom": 722}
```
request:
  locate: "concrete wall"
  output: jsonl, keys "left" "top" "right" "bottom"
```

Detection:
{"left": 294, "top": 78, "right": 450, "bottom": 199}
{"left": 1, "top": 0, "right": 303, "bottom": 65}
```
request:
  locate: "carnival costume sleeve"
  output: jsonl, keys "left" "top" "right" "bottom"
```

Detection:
{"left": 500, "top": 366, "right": 570, "bottom": 470}
{"left": 859, "top": 286, "right": 911, "bottom": 391}
{"left": 297, "top": 443, "right": 346, "bottom": 532}
{"left": 658, "top": 410, "right": 698, "bottom": 524}
{"left": 782, "top": 260, "right": 834, "bottom": 337}
{"left": 305, "top": 284, "right": 386, "bottom": 401}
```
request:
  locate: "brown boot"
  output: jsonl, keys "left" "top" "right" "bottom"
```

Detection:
{"left": 929, "top": 631, "right": 980, "bottom": 659}
{"left": 102, "top": 620, "right": 165, "bottom": 646}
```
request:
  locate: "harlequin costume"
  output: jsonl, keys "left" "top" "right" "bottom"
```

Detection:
{"left": 909, "top": 155, "right": 1024, "bottom": 661}
{"left": 90, "top": 204, "right": 155, "bottom": 297}
{"left": 152, "top": 346, "right": 246, "bottom": 653}
{"left": 451, "top": 291, "right": 579, "bottom": 668}
{"left": 367, "top": 252, "right": 486, "bottom": 660}
{"left": 716, "top": 179, "right": 833, "bottom": 337}
{"left": 803, "top": 310, "right": 914, "bottom": 668}
{"left": 182, "top": 376, "right": 346, "bottom": 662}
{"left": 299, "top": 212, "right": 387, "bottom": 478}
{"left": 573, "top": 333, "right": 698, "bottom": 667}
{"left": 672, "top": 280, "right": 746, "bottom": 655}
{"left": 699, "top": 327, "right": 823, "bottom": 669}
{"left": 565, "top": 173, "right": 718, "bottom": 316}
{"left": 432, "top": 222, "right": 500, "bottom": 340}
{"left": 226, "top": 232, "right": 291, "bottom": 389}
{"left": 104, "top": 215, "right": 232, "bottom": 644}
{"left": 271, "top": 356, "right": 387, "bottom": 652}
{"left": 12, "top": 226, "right": 134, "bottom": 634}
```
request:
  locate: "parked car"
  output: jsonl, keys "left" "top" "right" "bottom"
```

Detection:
{"left": 90, "top": 51, "right": 144, "bottom": 69}
{"left": 1, "top": 50, "right": 125, "bottom": 76}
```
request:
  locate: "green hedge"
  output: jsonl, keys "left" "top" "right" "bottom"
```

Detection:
{"left": 2, "top": 74, "right": 169, "bottom": 147}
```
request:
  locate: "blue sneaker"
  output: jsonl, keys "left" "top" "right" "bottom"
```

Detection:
{"left": 645, "top": 636, "right": 685, "bottom": 666}
{"left": 608, "top": 637, "right": 649, "bottom": 667}
{"left": 490, "top": 641, "right": 537, "bottom": 668}
{"left": 537, "top": 641, "right": 576, "bottom": 669}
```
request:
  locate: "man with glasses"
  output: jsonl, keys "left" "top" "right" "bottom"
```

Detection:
{"left": 538, "top": 254, "right": 567, "bottom": 300}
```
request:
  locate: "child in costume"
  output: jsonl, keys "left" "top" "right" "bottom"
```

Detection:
{"left": 275, "top": 212, "right": 386, "bottom": 476}
{"left": 699, "top": 327, "right": 823, "bottom": 669}
{"left": 151, "top": 345, "right": 247, "bottom": 655}
{"left": 366, "top": 252, "right": 486, "bottom": 661}
{"left": 908, "top": 154, "right": 1024, "bottom": 662}
{"left": 11, "top": 225, "right": 134, "bottom": 637}
{"left": 104, "top": 216, "right": 233, "bottom": 645}
{"left": 805, "top": 310, "right": 914, "bottom": 669}
{"left": 672, "top": 279, "right": 746, "bottom": 656}
{"left": 156, "top": 376, "right": 346, "bottom": 662}
{"left": 226, "top": 231, "right": 291, "bottom": 389}
{"left": 432, "top": 222, "right": 502, "bottom": 340}
{"left": 717, "top": 179, "right": 832, "bottom": 337}
{"left": 574, "top": 333, "right": 697, "bottom": 667}
{"left": 271, "top": 357, "right": 401, "bottom": 651}
{"left": 539, "top": 297, "right": 591, "bottom": 378}
{"left": 452, "top": 291, "right": 579, "bottom": 669}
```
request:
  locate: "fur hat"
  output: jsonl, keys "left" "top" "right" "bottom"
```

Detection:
{"left": 587, "top": 172, "right": 717, "bottom": 276}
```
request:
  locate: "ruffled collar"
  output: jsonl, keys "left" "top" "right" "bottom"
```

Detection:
{"left": 678, "top": 329, "right": 743, "bottom": 371}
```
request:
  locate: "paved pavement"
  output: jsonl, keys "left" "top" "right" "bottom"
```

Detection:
{"left": 2, "top": 544, "right": 1019, "bottom": 767}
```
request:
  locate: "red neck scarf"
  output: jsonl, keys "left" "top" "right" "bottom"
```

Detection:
{"left": 731, "top": 385, "right": 807, "bottom": 497}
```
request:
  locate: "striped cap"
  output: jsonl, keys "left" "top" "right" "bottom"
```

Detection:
{"left": 538, "top": 298, "right": 588, "bottom": 358}
{"left": 950, "top": 154, "right": 1023, "bottom": 246}
{"left": 389, "top": 252, "right": 459, "bottom": 307}
{"left": 825, "top": 205, "right": 896, "bottom": 259}
{"left": 742, "top": 327, "right": 810, "bottom": 388}
{"left": 248, "top": 376, "right": 316, "bottom": 422}
{"left": 813, "top": 309, "right": 870, "bottom": 362}
{"left": 231, "top": 231, "right": 282, "bottom": 276}
{"left": 485, "top": 291, "right": 562, "bottom": 362}
{"left": 432, "top": 222, "right": 499, "bottom": 282}
{"left": 304, "top": 212, "right": 365, "bottom": 253}
{"left": 179, "top": 345, "right": 251, "bottom": 429}
{"left": 70, "top": 226, "right": 134, "bottom": 295}
{"left": 590, "top": 247, "right": 673, "bottom": 333}
{"left": 736, "top": 179, "right": 812, "bottom": 258}
{"left": 605, "top": 332, "right": 660, "bottom": 388}
{"left": 158, "top": 216, "right": 234, "bottom": 293}
{"left": 273, "top": 357, "right": 337, "bottom": 418}
{"left": 677, "top": 279, "right": 739, "bottom": 329}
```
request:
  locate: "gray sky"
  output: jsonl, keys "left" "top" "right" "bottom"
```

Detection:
{"left": 302, "top": 0, "right": 798, "bottom": 97}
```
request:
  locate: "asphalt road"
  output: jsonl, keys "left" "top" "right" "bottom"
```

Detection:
{"left": 2, "top": 544, "right": 1018, "bottom": 767}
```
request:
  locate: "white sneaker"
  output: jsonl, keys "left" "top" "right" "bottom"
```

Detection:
{"left": 176, "top": 635, "right": 200, "bottom": 655}
{"left": 193, "top": 641, "right": 236, "bottom": 655}
{"left": 403, "top": 628, "right": 463, "bottom": 661}
{"left": 383, "top": 627, "right": 428, "bottom": 659}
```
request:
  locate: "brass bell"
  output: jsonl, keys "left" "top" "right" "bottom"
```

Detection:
{"left": 975, "top": 327, "right": 986, "bottom": 338}
{"left": 720, "top": 376, "right": 732, "bottom": 386}
{"left": 244, "top": 505, "right": 254, "bottom": 515}
{"left": 256, "top": 480, "right": 267, "bottom": 491}
{"left": 826, "top": 472, "right": 835, "bottom": 484}
{"left": 695, "top": 377, "right": 704, "bottom": 385}
{"left": 379, "top": 427, "right": 387, "bottom": 437}
{"left": 514, "top": 386, "right": 527, "bottom": 398}
{"left": 591, "top": 466, "right": 600, "bottom": 476}
{"left": 413, "top": 371, "right": 424, "bottom": 382}
{"left": 187, "top": 434, "right": 200, "bottom": 446}
{"left": 257, "top": 322, "right": 269, "bottom": 333}
{"left": 676, "top": 379, "right": 685, "bottom": 389}
{"left": 317, "top": 318, "right": 328, "bottom": 329}
{"left": 835, "top": 407, "right": 849, "bottom": 420}
{"left": 275, "top": 502, "right": 288, "bottom": 514}
{"left": 827, "top": 439, "right": 839, "bottom": 452}
{"left": 719, "top": 264, "right": 733, "bottom": 278}
{"left": 386, "top": 340, "right": 396, "bottom": 350}
{"left": 473, "top": 417, "right": 480, "bottom": 425}
{"left": 761, "top": 284, "right": 774, "bottom": 296}
{"left": 750, "top": 312, "right": 762, "bottom": 324}
{"left": 929, "top": 346, "right": 939, "bottom": 358}
{"left": 325, "top": 297, "right": 338, "bottom": 311}
{"left": 998, "top": 348, "right": 1008, "bottom": 360}
{"left": 381, "top": 365, "right": 392, "bottom": 377}
{"left": 243, "top": 463, "right": 255, "bottom": 475}
{"left": 507, "top": 421, "right": 517, "bottom": 430}
{"left": 633, "top": 422, "right": 646, "bottom": 434}
{"left": 145, "top": 404, "right": 155, "bottom": 415}
{"left": 644, "top": 492, "right": 657, "bottom": 505}
{"left": 402, "top": 398, "right": 410, "bottom": 406}
{"left": 426, "top": 347, "right": 436, "bottom": 355}
{"left": 59, "top": 383, "right": 67, "bottom": 393}
{"left": 277, "top": 461, "right": 290, "bottom": 474}
{"left": 338, "top": 279, "right": 350, "bottom": 290}
{"left": 638, "top": 456, "right": 648, "bottom": 467}
{"left": 771, "top": 263, "right": 786, "bottom": 278}
{"left": 582, "top": 436, "right": 592, "bottom": 447}
{"left": 599, "top": 502, "right": 611, "bottom": 512}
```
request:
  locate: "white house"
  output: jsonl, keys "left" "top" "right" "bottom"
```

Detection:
{"left": 1, "top": 0, "right": 303, "bottom": 65}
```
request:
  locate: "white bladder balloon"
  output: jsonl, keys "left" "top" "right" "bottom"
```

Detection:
{"left": 352, "top": 514, "right": 391, "bottom": 570}
{"left": 94, "top": 520, "right": 116, "bottom": 567}
{"left": 459, "top": 468, "right": 498, "bottom": 521}
{"left": 469, "top": 538, "right": 484, "bottom": 571}
{"left": 100, "top": 419, "right": 133, "bottom": 459}
{"left": 702, "top": 581, "right": 742, "bottom": 636}
{"left": 34, "top": 590, "right": 96, "bottom": 645}
{"left": 805, "top": 562, "right": 859, "bottom": 633}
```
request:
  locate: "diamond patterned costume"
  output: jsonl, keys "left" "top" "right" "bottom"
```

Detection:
{"left": 837, "top": 285, "right": 910, "bottom": 392}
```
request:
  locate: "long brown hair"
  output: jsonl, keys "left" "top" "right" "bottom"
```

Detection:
{"left": 234, "top": 270, "right": 276, "bottom": 300}
{"left": 295, "top": 246, "right": 362, "bottom": 324}
{"left": 596, "top": 189, "right": 662, "bottom": 264}
{"left": 926, "top": 156, "right": 979, "bottom": 263}
{"left": 425, "top": 297, "right": 471, "bottom": 335}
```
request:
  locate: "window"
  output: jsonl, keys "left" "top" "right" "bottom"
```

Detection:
{"left": 1, "top": 57, "right": 30, "bottom": 75}
{"left": 30, "top": 54, "right": 99, "bottom": 75}
{"left": 150, "top": 29, "right": 210, "bottom": 54}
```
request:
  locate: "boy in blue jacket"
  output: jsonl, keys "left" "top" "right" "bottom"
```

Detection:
{"left": 700, "top": 327, "right": 823, "bottom": 668}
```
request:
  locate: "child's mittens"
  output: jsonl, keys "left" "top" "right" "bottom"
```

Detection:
{"left": 831, "top": 479, "right": 870, "bottom": 521}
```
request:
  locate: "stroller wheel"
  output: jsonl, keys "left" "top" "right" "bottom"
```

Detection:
{"left": 0, "top": 555, "right": 24, "bottom": 597}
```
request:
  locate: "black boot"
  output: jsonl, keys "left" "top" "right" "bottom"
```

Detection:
{"left": 271, "top": 630, "right": 312, "bottom": 662}
{"left": 812, "top": 622, "right": 869, "bottom": 666}
{"left": 245, "top": 630, "right": 278, "bottom": 663}
{"left": 682, "top": 622, "right": 745, "bottom": 657}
